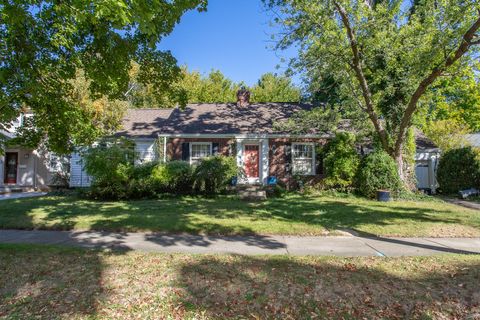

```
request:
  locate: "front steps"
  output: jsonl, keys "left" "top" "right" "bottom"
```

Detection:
{"left": 236, "top": 184, "right": 267, "bottom": 201}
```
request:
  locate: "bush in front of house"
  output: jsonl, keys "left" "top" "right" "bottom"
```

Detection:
{"left": 83, "top": 139, "right": 136, "bottom": 200}
{"left": 124, "top": 161, "right": 160, "bottom": 199}
{"left": 193, "top": 156, "right": 238, "bottom": 194}
{"left": 322, "top": 132, "right": 360, "bottom": 190}
{"left": 354, "top": 150, "right": 402, "bottom": 198}
{"left": 151, "top": 161, "right": 193, "bottom": 194}
{"left": 437, "top": 147, "right": 480, "bottom": 194}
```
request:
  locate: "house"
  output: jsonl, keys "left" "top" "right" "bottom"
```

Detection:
{"left": 0, "top": 113, "right": 66, "bottom": 192}
{"left": 70, "top": 90, "right": 440, "bottom": 191}
{"left": 465, "top": 133, "right": 480, "bottom": 147}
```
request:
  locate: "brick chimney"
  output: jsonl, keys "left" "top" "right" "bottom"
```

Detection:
{"left": 236, "top": 87, "right": 250, "bottom": 107}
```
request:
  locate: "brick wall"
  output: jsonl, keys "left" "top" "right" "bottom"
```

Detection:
{"left": 166, "top": 137, "right": 327, "bottom": 187}
{"left": 269, "top": 138, "right": 327, "bottom": 186}
{"left": 167, "top": 138, "right": 234, "bottom": 160}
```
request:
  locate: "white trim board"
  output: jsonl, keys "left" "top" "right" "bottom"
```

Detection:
{"left": 156, "top": 133, "right": 330, "bottom": 139}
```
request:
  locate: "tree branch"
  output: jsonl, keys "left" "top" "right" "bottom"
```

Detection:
{"left": 333, "top": 1, "right": 390, "bottom": 152}
{"left": 393, "top": 14, "right": 480, "bottom": 157}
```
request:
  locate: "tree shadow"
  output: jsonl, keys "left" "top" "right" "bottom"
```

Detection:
{"left": 0, "top": 244, "right": 104, "bottom": 318}
{"left": 1, "top": 244, "right": 480, "bottom": 319}
{"left": 174, "top": 255, "right": 480, "bottom": 319}
{"left": 0, "top": 194, "right": 479, "bottom": 240}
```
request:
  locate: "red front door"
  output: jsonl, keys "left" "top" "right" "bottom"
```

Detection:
{"left": 4, "top": 152, "right": 18, "bottom": 184}
{"left": 244, "top": 145, "right": 259, "bottom": 178}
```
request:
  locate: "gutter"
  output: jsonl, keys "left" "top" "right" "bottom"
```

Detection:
{"left": 154, "top": 133, "right": 332, "bottom": 139}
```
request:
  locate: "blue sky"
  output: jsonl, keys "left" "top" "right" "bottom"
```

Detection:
{"left": 157, "top": 0, "right": 298, "bottom": 86}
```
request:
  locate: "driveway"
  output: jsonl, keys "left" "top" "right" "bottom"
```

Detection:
{"left": 0, "top": 192, "right": 47, "bottom": 201}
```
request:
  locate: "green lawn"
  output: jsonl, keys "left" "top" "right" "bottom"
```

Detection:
{"left": 1, "top": 244, "right": 479, "bottom": 319}
{"left": 0, "top": 194, "right": 479, "bottom": 237}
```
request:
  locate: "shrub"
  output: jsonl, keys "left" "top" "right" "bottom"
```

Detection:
{"left": 437, "top": 147, "right": 480, "bottom": 194}
{"left": 151, "top": 161, "right": 193, "bottom": 194}
{"left": 130, "top": 161, "right": 158, "bottom": 179}
{"left": 83, "top": 139, "right": 135, "bottom": 184}
{"left": 322, "top": 133, "right": 360, "bottom": 190}
{"left": 193, "top": 156, "right": 238, "bottom": 194}
{"left": 82, "top": 138, "right": 136, "bottom": 200}
{"left": 354, "top": 150, "right": 402, "bottom": 198}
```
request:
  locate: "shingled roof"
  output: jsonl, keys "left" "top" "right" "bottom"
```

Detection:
{"left": 115, "top": 103, "right": 314, "bottom": 138}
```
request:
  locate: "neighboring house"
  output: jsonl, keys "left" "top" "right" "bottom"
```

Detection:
{"left": 0, "top": 113, "right": 66, "bottom": 192}
{"left": 465, "top": 133, "right": 480, "bottom": 148}
{"left": 70, "top": 90, "right": 440, "bottom": 191}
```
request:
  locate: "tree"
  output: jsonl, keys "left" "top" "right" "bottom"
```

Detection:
{"left": 423, "top": 120, "right": 470, "bottom": 153}
{"left": 126, "top": 62, "right": 187, "bottom": 109}
{"left": 9, "top": 70, "right": 129, "bottom": 152}
{"left": 192, "top": 69, "right": 240, "bottom": 103}
{"left": 250, "top": 73, "right": 301, "bottom": 102}
{"left": 128, "top": 68, "right": 302, "bottom": 105}
{"left": 265, "top": 0, "right": 480, "bottom": 182}
{"left": 1, "top": 0, "right": 207, "bottom": 154}
{"left": 424, "top": 64, "right": 480, "bottom": 132}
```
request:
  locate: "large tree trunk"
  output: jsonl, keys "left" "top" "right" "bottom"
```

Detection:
{"left": 394, "top": 152, "right": 405, "bottom": 182}
{"left": 392, "top": 143, "right": 417, "bottom": 191}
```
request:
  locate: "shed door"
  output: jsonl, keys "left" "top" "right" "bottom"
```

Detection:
{"left": 415, "top": 163, "right": 429, "bottom": 189}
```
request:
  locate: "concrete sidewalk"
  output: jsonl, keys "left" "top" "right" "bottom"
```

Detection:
{"left": 0, "top": 192, "right": 47, "bottom": 201}
{"left": 1, "top": 230, "right": 480, "bottom": 256}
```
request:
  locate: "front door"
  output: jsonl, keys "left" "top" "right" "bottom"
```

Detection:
{"left": 4, "top": 152, "right": 18, "bottom": 184}
{"left": 244, "top": 145, "right": 259, "bottom": 178}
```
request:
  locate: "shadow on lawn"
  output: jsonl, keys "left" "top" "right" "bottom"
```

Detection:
{"left": 174, "top": 255, "right": 480, "bottom": 319}
{"left": 2, "top": 246, "right": 480, "bottom": 319}
{"left": 1, "top": 195, "right": 478, "bottom": 238}
{"left": 0, "top": 245, "right": 105, "bottom": 318}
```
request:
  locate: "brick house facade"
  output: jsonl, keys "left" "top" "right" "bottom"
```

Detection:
{"left": 69, "top": 91, "right": 439, "bottom": 190}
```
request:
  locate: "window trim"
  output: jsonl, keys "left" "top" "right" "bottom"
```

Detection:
{"left": 189, "top": 142, "right": 213, "bottom": 165}
{"left": 291, "top": 142, "right": 316, "bottom": 176}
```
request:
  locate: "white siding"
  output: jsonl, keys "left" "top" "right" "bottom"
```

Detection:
{"left": 135, "top": 140, "right": 156, "bottom": 164}
{"left": 69, "top": 152, "right": 92, "bottom": 187}
{"left": 69, "top": 139, "right": 156, "bottom": 187}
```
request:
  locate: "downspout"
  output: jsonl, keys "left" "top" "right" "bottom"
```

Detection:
{"left": 33, "top": 151, "right": 37, "bottom": 190}
{"left": 163, "top": 136, "right": 167, "bottom": 163}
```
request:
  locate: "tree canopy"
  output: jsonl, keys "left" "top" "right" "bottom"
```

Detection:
{"left": 1, "top": 0, "right": 207, "bottom": 154}
{"left": 128, "top": 68, "right": 302, "bottom": 105}
{"left": 265, "top": 0, "right": 480, "bottom": 178}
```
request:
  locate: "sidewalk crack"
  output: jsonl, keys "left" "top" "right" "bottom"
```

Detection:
{"left": 282, "top": 236, "right": 290, "bottom": 255}
{"left": 361, "top": 240, "right": 386, "bottom": 257}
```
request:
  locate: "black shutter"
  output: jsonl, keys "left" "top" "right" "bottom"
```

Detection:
{"left": 316, "top": 151, "right": 323, "bottom": 175}
{"left": 212, "top": 142, "right": 219, "bottom": 155}
{"left": 181, "top": 142, "right": 190, "bottom": 161}
{"left": 284, "top": 143, "right": 292, "bottom": 174}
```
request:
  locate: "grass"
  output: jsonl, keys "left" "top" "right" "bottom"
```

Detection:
{"left": 0, "top": 194, "right": 479, "bottom": 237}
{"left": 1, "top": 244, "right": 479, "bottom": 319}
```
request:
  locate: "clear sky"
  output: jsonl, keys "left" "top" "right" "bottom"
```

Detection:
{"left": 157, "top": 0, "right": 298, "bottom": 86}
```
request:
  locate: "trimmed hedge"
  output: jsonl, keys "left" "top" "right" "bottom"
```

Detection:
{"left": 437, "top": 147, "right": 480, "bottom": 194}
{"left": 354, "top": 150, "right": 402, "bottom": 198}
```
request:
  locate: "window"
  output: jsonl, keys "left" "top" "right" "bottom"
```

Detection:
{"left": 190, "top": 143, "right": 212, "bottom": 165}
{"left": 292, "top": 143, "right": 315, "bottom": 175}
